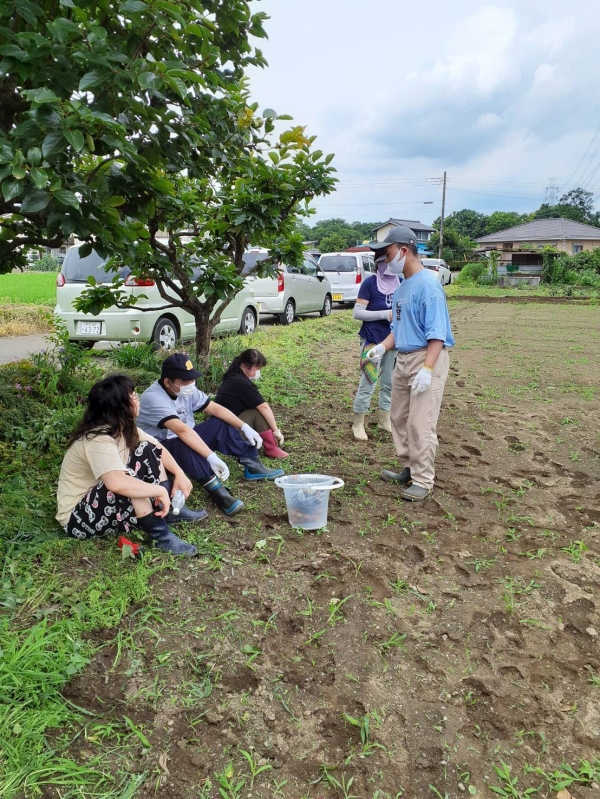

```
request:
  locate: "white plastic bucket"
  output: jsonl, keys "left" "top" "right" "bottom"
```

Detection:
{"left": 274, "top": 474, "right": 345, "bottom": 530}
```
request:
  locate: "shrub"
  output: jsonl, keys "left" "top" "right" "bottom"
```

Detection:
{"left": 27, "top": 254, "right": 60, "bottom": 273}
{"left": 455, "top": 262, "right": 487, "bottom": 284}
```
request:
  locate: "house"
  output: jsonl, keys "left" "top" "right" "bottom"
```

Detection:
{"left": 475, "top": 217, "right": 600, "bottom": 274}
{"left": 371, "top": 218, "right": 435, "bottom": 254}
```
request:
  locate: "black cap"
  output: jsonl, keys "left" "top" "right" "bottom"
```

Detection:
{"left": 161, "top": 353, "right": 202, "bottom": 381}
{"left": 369, "top": 225, "right": 417, "bottom": 251}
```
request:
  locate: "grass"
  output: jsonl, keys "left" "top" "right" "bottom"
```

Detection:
{"left": 0, "top": 271, "right": 57, "bottom": 304}
{"left": 446, "top": 282, "right": 599, "bottom": 299}
{"left": 0, "top": 303, "right": 53, "bottom": 337}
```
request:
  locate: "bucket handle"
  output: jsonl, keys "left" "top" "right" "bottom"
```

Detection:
{"left": 275, "top": 477, "right": 345, "bottom": 492}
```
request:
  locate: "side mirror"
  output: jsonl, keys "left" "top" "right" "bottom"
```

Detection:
{"left": 316, "top": 272, "right": 325, "bottom": 281}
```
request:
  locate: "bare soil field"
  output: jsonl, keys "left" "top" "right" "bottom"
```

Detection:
{"left": 59, "top": 302, "right": 600, "bottom": 798}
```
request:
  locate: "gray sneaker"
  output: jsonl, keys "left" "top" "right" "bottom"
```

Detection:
{"left": 400, "top": 484, "right": 432, "bottom": 502}
{"left": 381, "top": 467, "right": 412, "bottom": 485}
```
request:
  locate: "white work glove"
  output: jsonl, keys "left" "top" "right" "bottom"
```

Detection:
{"left": 207, "top": 452, "right": 230, "bottom": 481}
{"left": 273, "top": 429, "right": 285, "bottom": 446}
{"left": 240, "top": 422, "right": 263, "bottom": 448}
{"left": 366, "top": 343, "right": 385, "bottom": 362}
{"left": 411, "top": 366, "right": 433, "bottom": 394}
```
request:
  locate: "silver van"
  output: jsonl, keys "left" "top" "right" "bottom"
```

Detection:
{"left": 242, "top": 249, "right": 332, "bottom": 325}
{"left": 317, "top": 252, "right": 375, "bottom": 305}
{"left": 55, "top": 246, "right": 260, "bottom": 349}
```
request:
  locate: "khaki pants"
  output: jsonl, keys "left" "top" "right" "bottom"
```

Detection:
{"left": 390, "top": 348, "right": 449, "bottom": 490}
{"left": 238, "top": 407, "right": 270, "bottom": 433}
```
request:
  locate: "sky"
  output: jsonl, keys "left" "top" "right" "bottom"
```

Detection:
{"left": 247, "top": 0, "right": 600, "bottom": 225}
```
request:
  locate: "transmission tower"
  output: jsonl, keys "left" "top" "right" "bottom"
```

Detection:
{"left": 544, "top": 178, "right": 558, "bottom": 205}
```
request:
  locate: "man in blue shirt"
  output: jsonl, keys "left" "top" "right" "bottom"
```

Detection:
{"left": 366, "top": 226, "right": 455, "bottom": 501}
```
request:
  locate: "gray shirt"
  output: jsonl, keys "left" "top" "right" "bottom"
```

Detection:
{"left": 137, "top": 380, "right": 210, "bottom": 441}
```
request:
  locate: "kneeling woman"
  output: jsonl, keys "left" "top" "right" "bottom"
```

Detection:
{"left": 56, "top": 374, "right": 202, "bottom": 557}
{"left": 215, "top": 349, "right": 288, "bottom": 458}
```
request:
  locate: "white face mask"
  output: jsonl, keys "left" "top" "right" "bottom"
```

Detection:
{"left": 387, "top": 248, "right": 406, "bottom": 275}
{"left": 250, "top": 370, "right": 261, "bottom": 381}
{"left": 176, "top": 382, "right": 196, "bottom": 398}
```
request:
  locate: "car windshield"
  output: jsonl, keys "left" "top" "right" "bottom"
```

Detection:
{"left": 62, "top": 248, "right": 129, "bottom": 283}
{"left": 318, "top": 255, "right": 357, "bottom": 273}
{"left": 422, "top": 260, "right": 440, "bottom": 267}
{"left": 242, "top": 251, "right": 270, "bottom": 276}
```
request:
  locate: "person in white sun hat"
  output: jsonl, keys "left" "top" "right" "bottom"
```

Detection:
{"left": 366, "top": 225, "right": 455, "bottom": 501}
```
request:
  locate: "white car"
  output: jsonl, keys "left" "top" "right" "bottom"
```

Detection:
{"left": 55, "top": 246, "right": 260, "bottom": 349}
{"left": 242, "top": 249, "right": 333, "bottom": 325}
{"left": 317, "top": 252, "right": 375, "bottom": 305}
{"left": 421, "top": 258, "right": 453, "bottom": 285}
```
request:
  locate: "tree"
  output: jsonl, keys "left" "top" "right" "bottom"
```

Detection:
{"left": 427, "top": 227, "right": 477, "bottom": 260}
{"left": 530, "top": 187, "right": 600, "bottom": 226}
{"left": 484, "top": 211, "right": 528, "bottom": 235}
{"left": 433, "top": 209, "right": 487, "bottom": 240}
{"left": 319, "top": 233, "right": 348, "bottom": 253}
{"left": 1, "top": 1, "right": 336, "bottom": 358}
{"left": 0, "top": 1, "right": 271, "bottom": 271}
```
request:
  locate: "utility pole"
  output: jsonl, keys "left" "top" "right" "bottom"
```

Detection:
{"left": 438, "top": 171, "right": 447, "bottom": 258}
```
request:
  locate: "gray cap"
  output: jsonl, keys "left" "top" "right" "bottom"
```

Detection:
{"left": 369, "top": 225, "right": 417, "bottom": 251}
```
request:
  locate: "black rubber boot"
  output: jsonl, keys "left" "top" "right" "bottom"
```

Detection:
{"left": 381, "top": 467, "right": 412, "bottom": 485}
{"left": 136, "top": 513, "right": 198, "bottom": 557}
{"left": 238, "top": 456, "right": 284, "bottom": 481}
{"left": 159, "top": 481, "right": 208, "bottom": 525}
{"left": 202, "top": 475, "right": 244, "bottom": 516}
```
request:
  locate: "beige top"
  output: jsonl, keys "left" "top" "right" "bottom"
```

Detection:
{"left": 56, "top": 428, "right": 160, "bottom": 526}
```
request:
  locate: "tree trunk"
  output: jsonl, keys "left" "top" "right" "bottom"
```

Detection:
{"left": 192, "top": 306, "right": 215, "bottom": 369}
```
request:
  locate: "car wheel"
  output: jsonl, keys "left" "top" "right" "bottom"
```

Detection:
{"left": 239, "top": 306, "right": 257, "bottom": 335}
{"left": 279, "top": 299, "right": 295, "bottom": 325}
{"left": 320, "top": 294, "right": 332, "bottom": 317}
{"left": 152, "top": 316, "right": 179, "bottom": 350}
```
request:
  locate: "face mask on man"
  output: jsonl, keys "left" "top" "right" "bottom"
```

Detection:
{"left": 250, "top": 370, "right": 261, "bottom": 381}
{"left": 175, "top": 382, "right": 196, "bottom": 398}
{"left": 387, "top": 248, "right": 406, "bottom": 276}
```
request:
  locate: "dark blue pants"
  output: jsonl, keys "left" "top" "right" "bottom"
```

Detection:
{"left": 162, "top": 417, "right": 258, "bottom": 481}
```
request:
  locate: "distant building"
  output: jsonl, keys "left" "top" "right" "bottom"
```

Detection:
{"left": 475, "top": 217, "right": 600, "bottom": 273}
{"left": 371, "top": 218, "right": 435, "bottom": 254}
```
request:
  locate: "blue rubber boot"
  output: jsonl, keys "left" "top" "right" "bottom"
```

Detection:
{"left": 136, "top": 513, "right": 198, "bottom": 557}
{"left": 238, "top": 456, "right": 284, "bottom": 481}
{"left": 202, "top": 475, "right": 244, "bottom": 516}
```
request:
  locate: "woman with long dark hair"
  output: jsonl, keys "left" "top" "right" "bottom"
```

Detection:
{"left": 215, "top": 349, "right": 288, "bottom": 458}
{"left": 56, "top": 374, "right": 201, "bottom": 556}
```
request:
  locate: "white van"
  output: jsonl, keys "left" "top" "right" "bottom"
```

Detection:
{"left": 55, "top": 246, "right": 260, "bottom": 349}
{"left": 317, "top": 252, "right": 375, "bottom": 304}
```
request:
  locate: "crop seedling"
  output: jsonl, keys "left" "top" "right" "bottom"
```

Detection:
{"left": 490, "top": 760, "right": 541, "bottom": 798}
{"left": 239, "top": 749, "right": 272, "bottom": 789}
{"left": 378, "top": 632, "right": 407, "bottom": 657}
{"left": 318, "top": 766, "right": 359, "bottom": 799}
{"left": 560, "top": 540, "right": 588, "bottom": 563}
{"left": 328, "top": 595, "right": 354, "bottom": 626}
{"left": 342, "top": 710, "right": 385, "bottom": 757}
{"left": 390, "top": 577, "right": 410, "bottom": 595}
{"left": 467, "top": 557, "right": 496, "bottom": 573}
{"left": 216, "top": 761, "right": 245, "bottom": 799}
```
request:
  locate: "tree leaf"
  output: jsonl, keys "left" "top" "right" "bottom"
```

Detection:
{"left": 137, "top": 71, "right": 157, "bottom": 90}
{"left": 105, "top": 196, "right": 126, "bottom": 206}
{"left": 79, "top": 70, "right": 109, "bottom": 92}
{"left": 2, "top": 180, "right": 23, "bottom": 202}
{"left": 53, "top": 189, "right": 80, "bottom": 209}
{"left": 20, "top": 189, "right": 51, "bottom": 213}
{"left": 119, "top": 0, "right": 148, "bottom": 13}
{"left": 12, "top": 164, "right": 27, "bottom": 179}
{"left": 15, "top": 0, "right": 45, "bottom": 27}
{"left": 64, "top": 130, "right": 85, "bottom": 152}
{"left": 27, "top": 147, "right": 42, "bottom": 166}
{"left": 41, "top": 131, "right": 64, "bottom": 157}
{"left": 262, "top": 108, "right": 277, "bottom": 118}
{"left": 0, "top": 45, "right": 27, "bottom": 58}
{"left": 30, "top": 167, "right": 48, "bottom": 189}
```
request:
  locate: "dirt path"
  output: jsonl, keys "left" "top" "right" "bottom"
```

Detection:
{"left": 63, "top": 303, "right": 600, "bottom": 798}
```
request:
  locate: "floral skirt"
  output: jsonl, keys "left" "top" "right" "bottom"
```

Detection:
{"left": 63, "top": 441, "right": 162, "bottom": 540}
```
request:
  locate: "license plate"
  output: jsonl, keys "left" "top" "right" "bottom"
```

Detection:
{"left": 77, "top": 321, "right": 101, "bottom": 335}
{"left": 332, "top": 293, "right": 343, "bottom": 301}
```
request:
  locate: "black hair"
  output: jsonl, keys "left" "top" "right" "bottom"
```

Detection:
{"left": 404, "top": 243, "right": 419, "bottom": 257}
{"left": 224, "top": 348, "right": 267, "bottom": 378}
{"left": 67, "top": 374, "right": 140, "bottom": 451}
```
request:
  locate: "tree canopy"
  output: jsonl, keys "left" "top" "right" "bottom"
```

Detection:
{"left": 1, "top": 0, "right": 336, "bottom": 357}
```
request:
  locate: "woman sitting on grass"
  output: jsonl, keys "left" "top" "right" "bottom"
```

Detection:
{"left": 215, "top": 348, "right": 288, "bottom": 458}
{"left": 56, "top": 374, "right": 201, "bottom": 557}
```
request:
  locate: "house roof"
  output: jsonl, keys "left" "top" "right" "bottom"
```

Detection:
{"left": 476, "top": 217, "right": 600, "bottom": 244}
{"left": 372, "top": 218, "right": 435, "bottom": 234}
